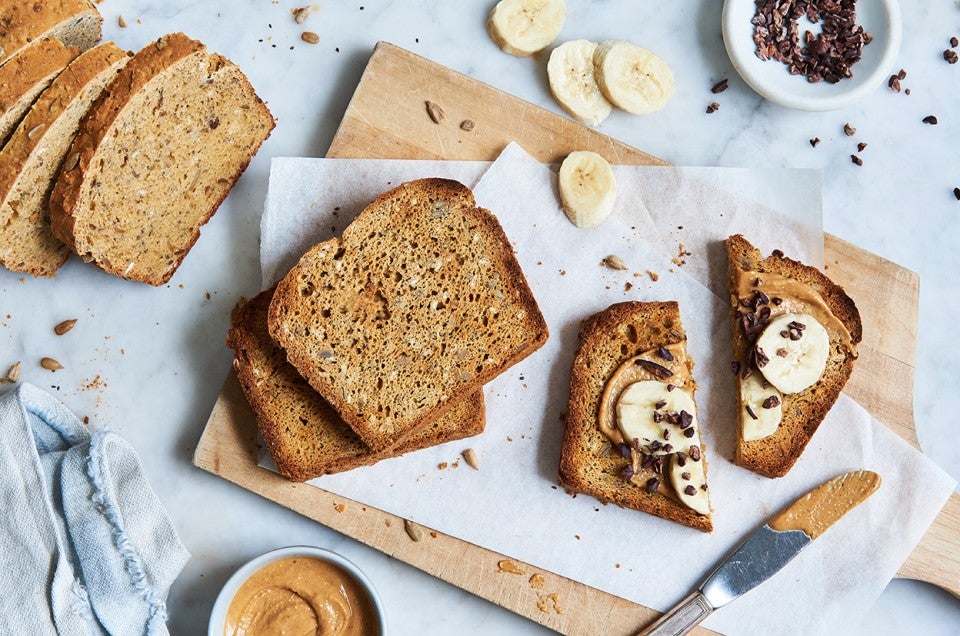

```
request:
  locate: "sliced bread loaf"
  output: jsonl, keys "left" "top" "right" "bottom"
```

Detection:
{"left": 0, "top": 37, "right": 79, "bottom": 148}
{"left": 0, "top": 42, "right": 127, "bottom": 276}
{"left": 268, "top": 178, "right": 548, "bottom": 451}
{"left": 229, "top": 288, "right": 485, "bottom": 482}
{"left": 49, "top": 32, "right": 274, "bottom": 285}
{"left": 0, "top": 0, "right": 101, "bottom": 66}
{"left": 726, "top": 234, "right": 861, "bottom": 478}
{"left": 560, "top": 302, "right": 712, "bottom": 532}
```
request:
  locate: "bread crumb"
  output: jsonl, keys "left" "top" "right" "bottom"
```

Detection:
{"left": 437, "top": 462, "right": 448, "bottom": 470}
{"left": 536, "top": 592, "right": 564, "bottom": 614}
{"left": 333, "top": 502, "right": 345, "bottom": 513}
{"left": 497, "top": 560, "right": 525, "bottom": 575}
{"left": 301, "top": 31, "right": 319, "bottom": 44}
{"left": 646, "top": 270, "right": 660, "bottom": 282}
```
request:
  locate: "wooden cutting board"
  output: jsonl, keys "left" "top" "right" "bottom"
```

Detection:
{"left": 194, "top": 42, "right": 959, "bottom": 634}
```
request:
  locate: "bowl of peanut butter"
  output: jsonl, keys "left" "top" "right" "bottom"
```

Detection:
{"left": 208, "top": 546, "right": 385, "bottom": 636}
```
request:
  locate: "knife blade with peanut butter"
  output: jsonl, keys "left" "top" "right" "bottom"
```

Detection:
{"left": 638, "top": 470, "right": 881, "bottom": 636}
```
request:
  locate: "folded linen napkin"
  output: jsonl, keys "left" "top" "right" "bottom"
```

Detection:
{"left": 0, "top": 383, "right": 189, "bottom": 635}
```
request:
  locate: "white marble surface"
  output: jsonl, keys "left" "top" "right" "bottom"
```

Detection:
{"left": 1, "top": 1, "right": 957, "bottom": 634}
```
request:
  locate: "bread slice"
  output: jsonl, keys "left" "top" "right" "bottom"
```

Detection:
{"left": 0, "top": 0, "right": 101, "bottom": 66}
{"left": 0, "top": 42, "right": 127, "bottom": 276}
{"left": 269, "top": 178, "right": 548, "bottom": 451}
{"left": 726, "top": 234, "right": 862, "bottom": 478}
{"left": 560, "top": 301, "right": 712, "bottom": 532}
{"left": 0, "top": 38, "right": 79, "bottom": 148}
{"left": 229, "top": 288, "right": 486, "bottom": 482}
{"left": 49, "top": 32, "right": 275, "bottom": 285}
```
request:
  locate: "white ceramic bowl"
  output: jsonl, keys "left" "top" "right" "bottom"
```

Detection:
{"left": 208, "top": 546, "right": 385, "bottom": 636}
{"left": 722, "top": 0, "right": 902, "bottom": 111}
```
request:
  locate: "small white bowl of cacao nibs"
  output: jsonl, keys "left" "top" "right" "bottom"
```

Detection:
{"left": 722, "top": 0, "right": 902, "bottom": 111}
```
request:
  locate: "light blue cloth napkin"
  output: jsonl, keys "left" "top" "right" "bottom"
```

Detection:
{"left": 0, "top": 382, "right": 189, "bottom": 635}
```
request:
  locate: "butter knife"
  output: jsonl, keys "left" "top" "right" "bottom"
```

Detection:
{"left": 638, "top": 470, "right": 881, "bottom": 636}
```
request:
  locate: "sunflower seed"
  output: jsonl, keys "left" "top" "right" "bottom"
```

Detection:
{"left": 41, "top": 358, "right": 63, "bottom": 372}
{"left": 54, "top": 319, "right": 77, "bottom": 335}
{"left": 404, "top": 518, "right": 423, "bottom": 542}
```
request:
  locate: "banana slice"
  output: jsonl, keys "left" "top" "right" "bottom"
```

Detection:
{"left": 616, "top": 380, "right": 700, "bottom": 454}
{"left": 487, "top": 0, "right": 566, "bottom": 57}
{"left": 669, "top": 453, "right": 710, "bottom": 515}
{"left": 755, "top": 313, "right": 830, "bottom": 394}
{"left": 593, "top": 40, "right": 675, "bottom": 115}
{"left": 558, "top": 150, "right": 617, "bottom": 228}
{"left": 740, "top": 372, "right": 782, "bottom": 441}
{"left": 547, "top": 40, "right": 612, "bottom": 126}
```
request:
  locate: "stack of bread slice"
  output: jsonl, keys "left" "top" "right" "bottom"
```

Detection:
{"left": 0, "top": 0, "right": 274, "bottom": 282}
{"left": 229, "top": 178, "right": 549, "bottom": 481}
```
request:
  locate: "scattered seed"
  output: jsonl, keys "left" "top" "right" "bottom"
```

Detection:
{"left": 905, "top": 88, "right": 911, "bottom": 95}
{"left": 117, "top": 14, "right": 127, "bottom": 27}
{"left": 41, "top": 357, "right": 63, "bottom": 372}
{"left": 945, "top": 49, "right": 959, "bottom": 64}
{"left": 809, "top": 137, "right": 820, "bottom": 147}
{"left": 301, "top": 31, "right": 319, "bottom": 44}
{"left": 684, "top": 485, "right": 697, "bottom": 496}
{"left": 898, "top": 68, "right": 907, "bottom": 80}
{"left": 292, "top": 6, "right": 310, "bottom": 23}
{"left": 857, "top": 142, "right": 867, "bottom": 152}
{"left": 711, "top": 79, "right": 728, "bottom": 93}
{"left": 922, "top": 115, "right": 938, "bottom": 125}
{"left": 762, "top": 395, "right": 781, "bottom": 409}
{"left": 657, "top": 346, "right": 674, "bottom": 362}
{"left": 27, "top": 124, "right": 45, "bottom": 139}
{"left": 644, "top": 477, "right": 659, "bottom": 493}
{"left": 54, "top": 319, "right": 77, "bottom": 335}
{"left": 63, "top": 152, "right": 80, "bottom": 172}
{"left": 459, "top": 119, "right": 475, "bottom": 131}
{"left": 425, "top": 100, "right": 444, "bottom": 124}
{"left": 688, "top": 445, "right": 701, "bottom": 461}
{"left": 705, "top": 101, "right": 720, "bottom": 114}
{"left": 404, "top": 518, "right": 423, "bottom": 542}
{"left": 462, "top": 448, "right": 479, "bottom": 470}
{"left": 951, "top": 37, "right": 959, "bottom": 48}
{"left": 843, "top": 123, "right": 856, "bottom": 136}
{"left": 888, "top": 75, "right": 901, "bottom": 92}
{"left": 604, "top": 254, "right": 628, "bottom": 270}
{"left": 6, "top": 361, "right": 20, "bottom": 382}
{"left": 683, "top": 427, "right": 696, "bottom": 438}
{"left": 745, "top": 404, "right": 759, "bottom": 420}
{"left": 681, "top": 471, "right": 691, "bottom": 480}
{"left": 851, "top": 154, "right": 863, "bottom": 166}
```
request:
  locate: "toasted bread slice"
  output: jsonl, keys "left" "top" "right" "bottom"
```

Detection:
{"left": 49, "top": 33, "right": 274, "bottom": 285}
{"left": 0, "top": 42, "right": 127, "bottom": 276}
{"left": 269, "top": 178, "right": 548, "bottom": 451}
{"left": 0, "top": 38, "right": 79, "bottom": 149}
{"left": 726, "top": 234, "right": 861, "bottom": 478}
{"left": 560, "top": 302, "right": 712, "bottom": 532}
{"left": 0, "top": 0, "right": 101, "bottom": 67}
{"left": 229, "top": 288, "right": 486, "bottom": 482}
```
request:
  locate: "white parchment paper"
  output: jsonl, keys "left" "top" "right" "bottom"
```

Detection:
{"left": 259, "top": 145, "right": 956, "bottom": 635}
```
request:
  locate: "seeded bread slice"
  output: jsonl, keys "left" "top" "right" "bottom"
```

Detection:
{"left": 269, "top": 178, "right": 548, "bottom": 451}
{"left": 560, "top": 301, "right": 712, "bottom": 532}
{"left": 0, "top": 38, "right": 79, "bottom": 149}
{"left": 0, "top": 42, "right": 127, "bottom": 276}
{"left": 727, "top": 234, "right": 862, "bottom": 478}
{"left": 229, "top": 288, "right": 486, "bottom": 482}
{"left": 0, "top": 0, "right": 101, "bottom": 66}
{"left": 49, "top": 32, "right": 275, "bottom": 285}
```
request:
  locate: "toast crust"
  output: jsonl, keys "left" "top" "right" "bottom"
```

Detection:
{"left": 269, "top": 178, "right": 547, "bottom": 451}
{"left": 726, "top": 234, "right": 862, "bottom": 478}
{"left": 560, "top": 301, "right": 712, "bottom": 532}
{"left": 229, "top": 288, "right": 485, "bottom": 482}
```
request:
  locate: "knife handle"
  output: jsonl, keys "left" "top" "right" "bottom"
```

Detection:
{"left": 636, "top": 590, "right": 714, "bottom": 636}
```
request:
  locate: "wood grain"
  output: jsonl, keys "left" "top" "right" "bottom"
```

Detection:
{"left": 194, "top": 41, "right": 959, "bottom": 635}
